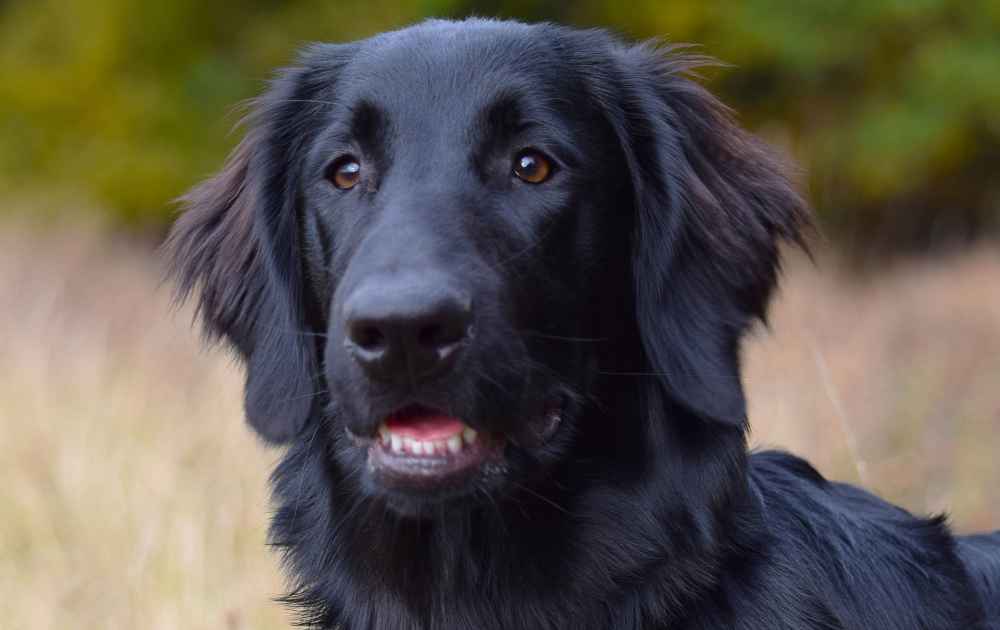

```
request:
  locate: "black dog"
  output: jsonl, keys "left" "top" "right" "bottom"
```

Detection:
{"left": 167, "top": 19, "right": 1000, "bottom": 629}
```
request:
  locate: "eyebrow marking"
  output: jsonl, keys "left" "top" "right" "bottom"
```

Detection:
{"left": 480, "top": 91, "right": 525, "bottom": 141}
{"left": 342, "top": 100, "right": 393, "bottom": 175}
{"left": 349, "top": 101, "right": 387, "bottom": 147}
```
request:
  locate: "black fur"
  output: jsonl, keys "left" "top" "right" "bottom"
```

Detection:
{"left": 166, "top": 19, "right": 1000, "bottom": 629}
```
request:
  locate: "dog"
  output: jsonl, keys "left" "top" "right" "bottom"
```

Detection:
{"left": 166, "top": 18, "right": 1000, "bottom": 629}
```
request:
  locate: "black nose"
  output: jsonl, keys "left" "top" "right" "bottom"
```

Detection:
{"left": 342, "top": 277, "right": 472, "bottom": 384}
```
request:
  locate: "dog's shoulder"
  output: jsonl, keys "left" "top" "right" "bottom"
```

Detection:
{"left": 744, "top": 449, "right": 989, "bottom": 629}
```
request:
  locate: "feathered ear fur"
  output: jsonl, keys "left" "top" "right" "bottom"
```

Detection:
{"left": 602, "top": 43, "right": 810, "bottom": 428}
{"left": 165, "top": 44, "right": 351, "bottom": 443}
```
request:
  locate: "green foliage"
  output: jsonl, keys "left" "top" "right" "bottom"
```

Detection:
{"left": 1, "top": 0, "right": 997, "bottom": 249}
{"left": 0, "top": 0, "right": 456, "bottom": 227}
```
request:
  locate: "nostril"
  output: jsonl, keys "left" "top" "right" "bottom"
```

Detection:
{"left": 417, "top": 318, "right": 468, "bottom": 350}
{"left": 350, "top": 323, "right": 386, "bottom": 352}
{"left": 418, "top": 323, "right": 456, "bottom": 349}
{"left": 417, "top": 323, "right": 443, "bottom": 349}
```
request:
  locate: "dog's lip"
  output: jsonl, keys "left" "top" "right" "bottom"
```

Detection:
{"left": 382, "top": 405, "right": 468, "bottom": 441}
{"left": 349, "top": 397, "right": 566, "bottom": 493}
{"left": 368, "top": 429, "right": 505, "bottom": 491}
{"left": 357, "top": 405, "right": 499, "bottom": 490}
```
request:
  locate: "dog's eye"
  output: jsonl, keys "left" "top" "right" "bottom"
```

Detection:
{"left": 327, "top": 155, "right": 362, "bottom": 190}
{"left": 512, "top": 150, "right": 553, "bottom": 184}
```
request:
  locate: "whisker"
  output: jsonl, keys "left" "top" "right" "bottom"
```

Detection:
{"left": 270, "top": 98, "right": 339, "bottom": 108}
{"left": 597, "top": 370, "right": 669, "bottom": 377}
{"left": 288, "top": 421, "right": 324, "bottom": 535}
{"left": 264, "top": 327, "right": 329, "bottom": 338}
{"left": 479, "top": 486, "right": 510, "bottom": 538}
{"left": 520, "top": 330, "right": 608, "bottom": 343}
{"left": 272, "top": 388, "right": 330, "bottom": 404}
{"left": 511, "top": 481, "right": 572, "bottom": 515}
{"left": 491, "top": 220, "right": 560, "bottom": 270}
{"left": 471, "top": 365, "right": 515, "bottom": 398}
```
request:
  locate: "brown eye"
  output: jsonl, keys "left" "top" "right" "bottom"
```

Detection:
{"left": 327, "top": 155, "right": 361, "bottom": 190}
{"left": 512, "top": 150, "right": 553, "bottom": 184}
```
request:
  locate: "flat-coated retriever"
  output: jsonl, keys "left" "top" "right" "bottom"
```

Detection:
{"left": 167, "top": 19, "right": 1000, "bottom": 630}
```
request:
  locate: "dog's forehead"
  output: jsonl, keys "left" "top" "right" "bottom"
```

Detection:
{"left": 340, "top": 21, "right": 566, "bottom": 124}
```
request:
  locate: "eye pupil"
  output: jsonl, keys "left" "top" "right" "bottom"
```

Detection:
{"left": 513, "top": 150, "right": 552, "bottom": 184}
{"left": 328, "top": 156, "right": 361, "bottom": 190}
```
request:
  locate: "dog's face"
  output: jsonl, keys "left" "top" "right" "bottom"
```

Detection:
{"left": 168, "top": 20, "right": 807, "bottom": 518}
{"left": 303, "top": 26, "right": 632, "bottom": 511}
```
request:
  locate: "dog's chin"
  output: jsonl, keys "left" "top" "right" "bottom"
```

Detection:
{"left": 343, "top": 398, "right": 566, "bottom": 517}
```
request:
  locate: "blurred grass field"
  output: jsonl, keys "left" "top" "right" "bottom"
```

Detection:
{"left": 1, "top": 222, "right": 998, "bottom": 629}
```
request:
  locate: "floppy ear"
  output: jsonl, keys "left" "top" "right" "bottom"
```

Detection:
{"left": 165, "top": 45, "right": 350, "bottom": 443}
{"left": 608, "top": 44, "right": 810, "bottom": 428}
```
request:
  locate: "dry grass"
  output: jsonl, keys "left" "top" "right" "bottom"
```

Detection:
{"left": 0, "top": 223, "right": 286, "bottom": 629}
{"left": 746, "top": 248, "right": 1000, "bottom": 530}
{"left": 1, "top": 223, "right": 997, "bottom": 628}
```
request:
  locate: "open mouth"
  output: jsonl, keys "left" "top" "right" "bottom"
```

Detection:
{"left": 366, "top": 405, "right": 505, "bottom": 492}
{"left": 379, "top": 408, "right": 481, "bottom": 456}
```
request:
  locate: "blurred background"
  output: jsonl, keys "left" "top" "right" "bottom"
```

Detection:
{"left": 1, "top": 1, "right": 997, "bottom": 628}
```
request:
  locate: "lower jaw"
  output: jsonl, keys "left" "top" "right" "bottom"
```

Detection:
{"left": 366, "top": 437, "right": 506, "bottom": 497}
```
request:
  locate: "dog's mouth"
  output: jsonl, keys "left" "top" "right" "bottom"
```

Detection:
{"left": 379, "top": 407, "right": 485, "bottom": 458}
{"left": 363, "top": 405, "right": 504, "bottom": 492}
{"left": 356, "top": 399, "right": 565, "bottom": 495}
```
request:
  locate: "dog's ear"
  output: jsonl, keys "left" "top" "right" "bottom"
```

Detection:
{"left": 165, "top": 45, "right": 351, "bottom": 443}
{"left": 601, "top": 43, "right": 810, "bottom": 428}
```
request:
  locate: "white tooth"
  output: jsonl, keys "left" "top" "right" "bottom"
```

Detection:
{"left": 378, "top": 425, "right": 390, "bottom": 444}
{"left": 433, "top": 440, "right": 446, "bottom": 455}
{"left": 447, "top": 435, "right": 462, "bottom": 454}
{"left": 411, "top": 440, "right": 424, "bottom": 455}
{"left": 423, "top": 441, "right": 436, "bottom": 455}
{"left": 462, "top": 427, "right": 478, "bottom": 444}
{"left": 390, "top": 434, "right": 403, "bottom": 453}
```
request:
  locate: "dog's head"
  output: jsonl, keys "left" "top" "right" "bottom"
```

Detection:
{"left": 167, "top": 19, "right": 807, "bottom": 516}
